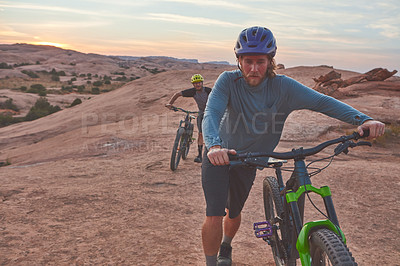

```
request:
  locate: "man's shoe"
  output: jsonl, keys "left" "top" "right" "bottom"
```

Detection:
{"left": 217, "top": 242, "right": 232, "bottom": 266}
{"left": 194, "top": 155, "right": 202, "bottom": 163}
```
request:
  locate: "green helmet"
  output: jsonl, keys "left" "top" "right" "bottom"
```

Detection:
{"left": 191, "top": 74, "right": 204, "bottom": 83}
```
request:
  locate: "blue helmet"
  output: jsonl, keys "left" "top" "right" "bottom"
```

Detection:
{"left": 234, "top": 26, "right": 277, "bottom": 58}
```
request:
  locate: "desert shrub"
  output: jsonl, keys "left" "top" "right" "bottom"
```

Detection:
{"left": 115, "top": 76, "right": 127, "bottom": 81}
{"left": 50, "top": 68, "right": 66, "bottom": 76}
{"left": 112, "top": 71, "right": 125, "bottom": 75}
{"left": 61, "top": 86, "right": 73, "bottom": 93}
{"left": 27, "top": 84, "right": 46, "bottom": 95}
{"left": 14, "top": 62, "right": 32, "bottom": 67}
{"left": 77, "top": 85, "right": 85, "bottom": 93}
{"left": 0, "top": 113, "right": 15, "bottom": 127}
{"left": 0, "top": 99, "right": 19, "bottom": 112}
{"left": 104, "top": 80, "right": 111, "bottom": 84}
{"left": 91, "top": 87, "right": 100, "bottom": 94}
{"left": 25, "top": 97, "right": 61, "bottom": 121}
{"left": 93, "top": 80, "right": 103, "bottom": 86}
{"left": 372, "top": 124, "right": 400, "bottom": 147}
{"left": 21, "top": 70, "right": 39, "bottom": 78}
{"left": 0, "top": 113, "right": 24, "bottom": 127}
{"left": 70, "top": 98, "right": 82, "bottom": 107}
{"left": 0, "top": 62, "right": 13, "bottom": 69}
{"left": 51, "top": 75, "right": 60, "bottom": 81}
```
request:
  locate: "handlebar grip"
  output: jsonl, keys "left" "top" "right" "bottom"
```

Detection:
{"left": 353, "top": 128, "right": 370, "bottom": 140}
{"left": 361, "top": 128, "right": 370, "bottom": 138}
{"left": 228, "top": 154, "right": 239, "bottom": 161}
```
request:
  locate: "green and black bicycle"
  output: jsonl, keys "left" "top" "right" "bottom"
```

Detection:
{"left": 169, "top": 106, "right": 198, "bottom": 171}
{"left": 229, "top": 130, "right": 372, "bottom": 265}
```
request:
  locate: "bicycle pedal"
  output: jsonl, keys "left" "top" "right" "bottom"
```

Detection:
{"left": 253, "top": 221, "right": 273, "bottom": 238}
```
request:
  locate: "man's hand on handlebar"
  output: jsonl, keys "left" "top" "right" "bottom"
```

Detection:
{"left": 357, "top": 120, "right": 385, "bottom": 139}
{"left": 165, "top": 103, "right": 173, "bottom": 110}
{"left": 207, "top": 146, "right": 237, "bottom": 166}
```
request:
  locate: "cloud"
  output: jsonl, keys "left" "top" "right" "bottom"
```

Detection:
{"left": 368, "top": 17, "right": 400, "bottom": 39}
{"left": 7, "top": 21, "right": 110, "bottom": 29}
{"left": 144, "top": 13, "right": 241, "bottom": 27}
{"left": 0, "top": 2, "right": 99, "bottom": 16}
{"left": 0, "top": 26, "right": 29, "bottom": 38}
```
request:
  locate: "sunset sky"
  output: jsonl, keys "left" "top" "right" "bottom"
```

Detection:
{"left": 1, "top": 0, "right": 399, "bottom": 73}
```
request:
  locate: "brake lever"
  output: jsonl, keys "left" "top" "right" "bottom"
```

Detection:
{"left": 334, "top": 141, "right": 351, "bottom": 155}
{"left": 334, "top": 140, "right": 372, "bottom": 156}
{"left": 355, "top": 141, "right": 372, "bottom": 147}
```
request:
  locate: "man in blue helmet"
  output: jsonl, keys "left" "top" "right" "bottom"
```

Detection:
{"left": 201, "top": 26, "right": 385, "bottom": 266}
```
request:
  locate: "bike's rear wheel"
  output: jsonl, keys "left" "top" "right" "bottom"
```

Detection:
{"left": 263, "top": 176, "right": 295, "bottom": 266}
{"left": 309, "top": 228, "right": 357, "bottom": 266}
{"left": 170, "top": 127, "right": 184, "bottom": 171}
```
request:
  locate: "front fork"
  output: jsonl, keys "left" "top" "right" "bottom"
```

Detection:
{"left": 255, "top": 161, "right": 344, "bottom": 265}
{"left": 286, "top": 185, "right": 344, "bottom": 265}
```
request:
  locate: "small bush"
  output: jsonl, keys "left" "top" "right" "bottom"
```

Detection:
{"left": 21, "top": 70, "right": 39, "bottom": 78}
{"left": 0, "top": 62, "right": 13, "bottom": 69}
{"left": 61, "top": 86, "right": 73, "bottom": 93}
{"left": 27, "top": 84, "right": 47, "bottom": 95}
{"left": 0, "top": 113, "right": 24, "bottom": 127}
{"left": 70, "top": 98, "right": 82, "bottom": 107}
{"left": 0, "top": 99, "right": 19, "bottom": 112}
{"left": 91, "top": 87, "right": 100, "bottom": 94}
{"left": 25, "top": 97, "right": 61, "bottom": 121}
{"left": 93, "top": 80, "right": 103, "bottom": 86}
{"left": 77, "top": 85, "right": 85, "bottom": 93}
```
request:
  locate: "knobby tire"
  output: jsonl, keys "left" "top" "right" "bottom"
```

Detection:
{"left": 170, "top": 127, "right": 184, "bottom": 171}
{"left": 309, "top": 228, "right": 357, "bottom": 266}
{"left": 263, "top": 176, "right": 296, "bottom": 266}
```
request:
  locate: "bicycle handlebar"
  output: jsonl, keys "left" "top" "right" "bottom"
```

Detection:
{"left": 229, "top": 129, "right": 371, "bottom": 162}
{"left": 170, "top": 106, "right": 198, "bottom": 114}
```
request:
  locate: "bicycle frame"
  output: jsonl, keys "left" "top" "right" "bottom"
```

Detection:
{"left": 231, "top": 131, "right": 371, "bottom": 265}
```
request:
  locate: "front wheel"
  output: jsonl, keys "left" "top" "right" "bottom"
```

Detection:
{"left": 309, "top": 228, "right": 357, "bottom": 266}
{"left": 170, "top": 127, "right": 184, "bottom": 171}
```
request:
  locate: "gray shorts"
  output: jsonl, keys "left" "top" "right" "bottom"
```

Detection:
{"left": 201, "top": 148, "right": 257, "bottom": 219}
{"left": 197, "top": 112, "right": 204, "bottom": 133}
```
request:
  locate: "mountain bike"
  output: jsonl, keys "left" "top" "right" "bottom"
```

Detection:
{"left": 169, "top": 106, "right": 198, "bottom": 171}
{"left": 229, "top": 130, "right": 371, "bottom": 265}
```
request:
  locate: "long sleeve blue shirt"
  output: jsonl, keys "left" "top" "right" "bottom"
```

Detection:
{"left": 203, "top": 69, "right": 372, "bottom": 153}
